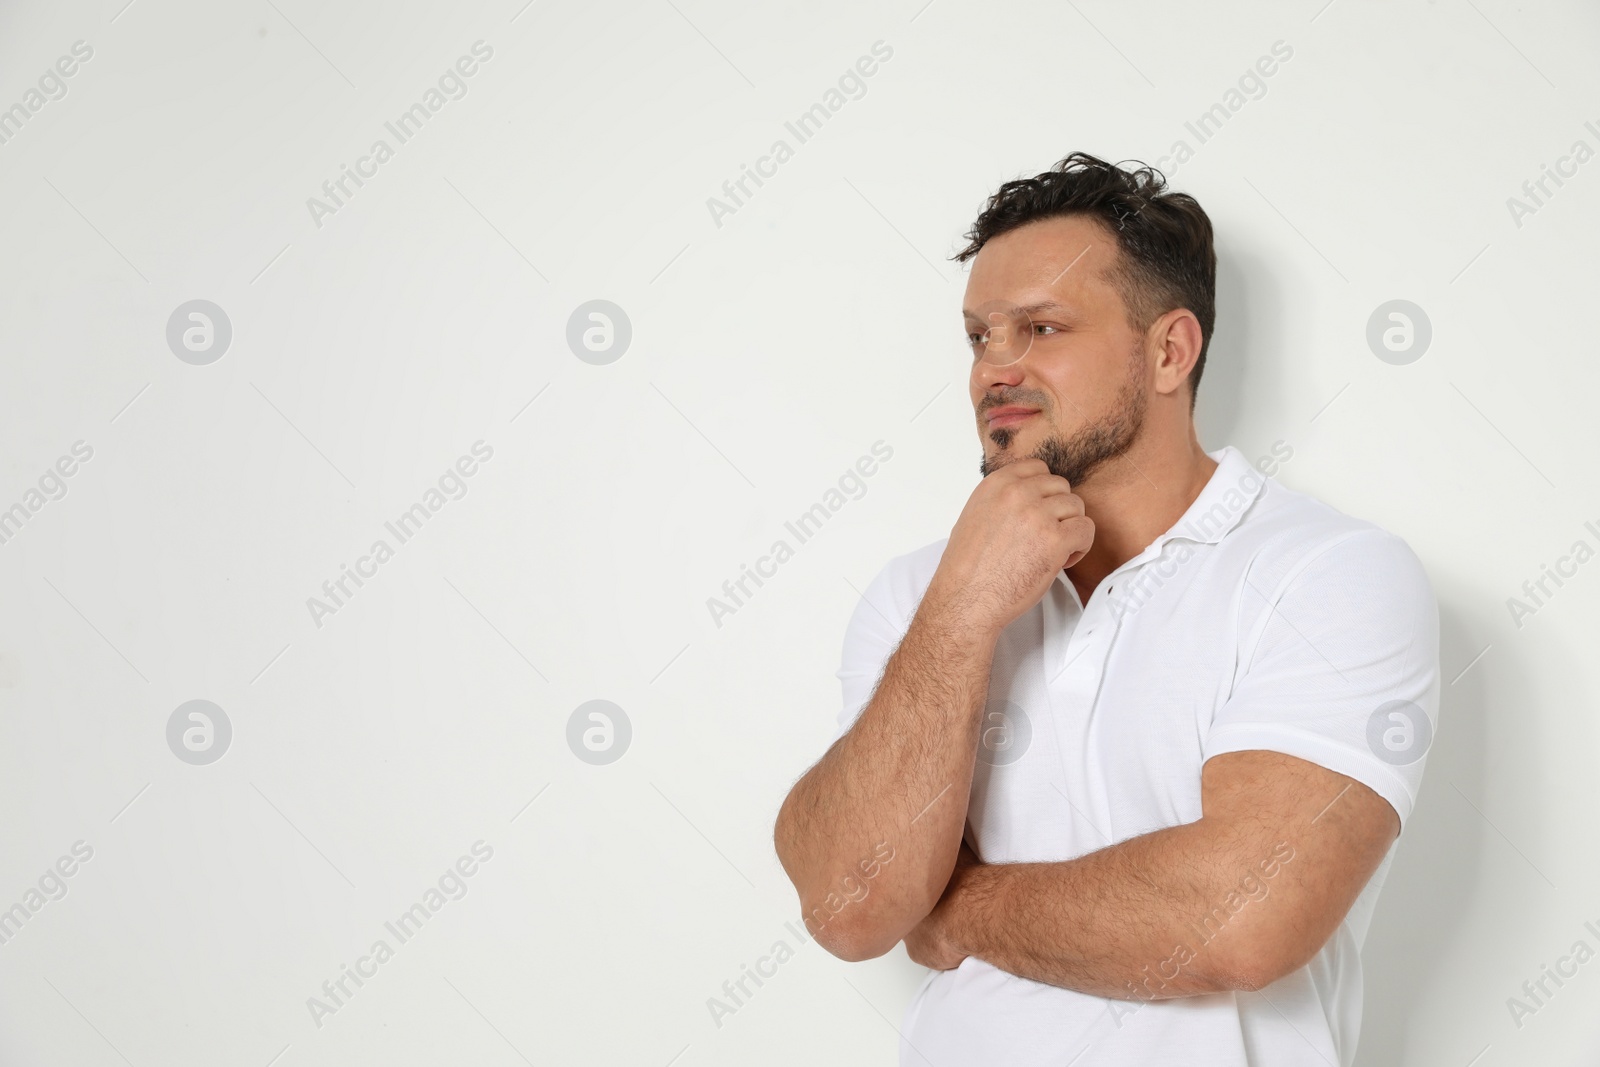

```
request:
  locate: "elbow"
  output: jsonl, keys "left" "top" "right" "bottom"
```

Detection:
{"left": 1218, "top": 966, "right": 1272, "bottom": 994}
{"left": 814, "top": 927, "right": 900, "bottom": 963}
{"left": 802, "top": 899, "right": 907, "bottom": 963}
{"left": 814, "top": 924, "right": 895, "bottom": 963}
{"left": 1211, "top": 944, "right": 1304, "bottom": 994}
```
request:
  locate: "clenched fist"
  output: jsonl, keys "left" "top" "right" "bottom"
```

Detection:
{"left": 927, "top": 458, "right": 1094, "bottom": 637}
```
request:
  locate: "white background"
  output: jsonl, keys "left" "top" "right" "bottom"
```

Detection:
{"left": 0, "top": 0, "right": 1597, "bottom": 1064}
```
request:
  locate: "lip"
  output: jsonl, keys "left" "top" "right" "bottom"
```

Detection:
{"left": 985, "top": 406, "right": 1039, "bottom": 428}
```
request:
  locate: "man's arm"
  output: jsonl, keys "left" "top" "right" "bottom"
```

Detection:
{"left": 773, "top": 589, "right": 998, "bottom": 962}
{"left": 905, "top": 750, "right": 1400, "bottom": 997}
{"left": 774, "top": 458, "right": 1095, "bottom": 962}
{"left": 907, "top": 526, "right": 1438, "bottom": 996}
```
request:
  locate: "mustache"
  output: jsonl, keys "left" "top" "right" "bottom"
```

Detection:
{"left": 979, "top": 392, "right": 1050, "bottom": 414}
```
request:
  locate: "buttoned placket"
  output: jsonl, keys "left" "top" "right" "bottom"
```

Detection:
{"left": 1038, "top": 446, "right": 1267, "bottom": 735}
{"left": 1046, "top": 537, "right": 1170, "bottom": 696}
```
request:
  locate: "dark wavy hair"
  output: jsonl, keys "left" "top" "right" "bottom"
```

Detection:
{"left": 953, "top": 152, "right": 1216, "bottom": 410}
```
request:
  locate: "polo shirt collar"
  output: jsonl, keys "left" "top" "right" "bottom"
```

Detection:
{"left": 1156, "top": 444, "right": 1267, "bottom": 549}
{"left": 1045, "top": 445, "right": 1267, "bottom": 663}
{"left": 1054, "top": 445, "right": 1267, "bottom": 594}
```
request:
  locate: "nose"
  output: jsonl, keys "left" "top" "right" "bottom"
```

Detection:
{"left": 975, "top": 358, "right": 1026, "bottom": 396}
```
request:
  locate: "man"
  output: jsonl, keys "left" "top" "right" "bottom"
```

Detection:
{"left": 773, "top": 152, "right": 1439, "bottom": 1065}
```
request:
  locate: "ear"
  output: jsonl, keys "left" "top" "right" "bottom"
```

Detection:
{"left": 1148, "top": 308, "right": 1204, "bottom": 400}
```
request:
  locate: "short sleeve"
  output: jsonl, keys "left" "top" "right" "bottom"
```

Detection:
{"left": 1203, "top": 528, "right": 1441, "bottom": 831}
{"left": 832, "top": 557, "right": 919, "bottom": 745}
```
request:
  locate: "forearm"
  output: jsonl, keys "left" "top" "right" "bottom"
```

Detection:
{"left": 936, "top": 823, "right": 1293, "bottom": 999}
{"left": 775, "top": 590, "right": 997, "bottom": 960}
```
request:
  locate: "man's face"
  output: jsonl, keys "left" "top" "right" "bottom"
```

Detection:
{"left": 964, "top": 214, "right": 1148, "bottom": 488}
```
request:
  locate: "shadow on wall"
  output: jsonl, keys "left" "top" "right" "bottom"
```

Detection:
{"left": 1353, "top": 601, "right": 1508, "bottom": 1065}
{"left": 1194, "top": 245, "right": 1514, "bottom": 1061}
{"left": 1193, "top": 241, "right": 1291, "bottom": 450}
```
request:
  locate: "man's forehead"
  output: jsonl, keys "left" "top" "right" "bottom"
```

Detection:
{"left": 963, "top": 217, "right": 1115, "bottom": 311}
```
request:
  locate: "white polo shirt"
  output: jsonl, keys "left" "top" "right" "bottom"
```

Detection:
{"left": 832, "top": 444, "right": 1440, "bottom": 1067}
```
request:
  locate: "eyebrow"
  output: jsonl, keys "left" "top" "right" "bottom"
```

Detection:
{"left": 962, "top": 300, "right": 1078, "bottom": 320}
{"left": 1016, "top": 300, "right": 1076, "bottom": 317}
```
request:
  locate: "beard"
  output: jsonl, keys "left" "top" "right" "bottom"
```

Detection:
{"left": 979, "top": 355, "right": 1147, "bottom": 487}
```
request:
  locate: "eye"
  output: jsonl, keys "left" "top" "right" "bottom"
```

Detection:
{"left": 1034, "top": 324, "right": 1059, "bottom": 336}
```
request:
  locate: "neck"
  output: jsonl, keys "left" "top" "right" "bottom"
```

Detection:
{"left": 1066, "top": 428, "right": 1217, "bottom": 604}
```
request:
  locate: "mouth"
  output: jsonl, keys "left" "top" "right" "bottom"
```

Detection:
{"left": 985, "top": 406, "right": 1039, "bottom": 429}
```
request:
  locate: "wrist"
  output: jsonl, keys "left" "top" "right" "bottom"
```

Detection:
{"left": 938, "top": 859, "right": 992, "bottom": 959}
{"left": 919, "top": 578, "right": 1005, "bottom": 646}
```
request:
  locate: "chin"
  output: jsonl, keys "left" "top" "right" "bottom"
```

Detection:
{"left": 986, "top": 424, "right": 1030, "bottom": 451}
{"left": 980, "top": 446, "right": 1016, "bottom": 477}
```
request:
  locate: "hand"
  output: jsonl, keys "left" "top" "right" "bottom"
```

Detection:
{"left": 927, "top": 458, "right": 1094, "bottom": 636}
{"left": 904, "top": 841, "right": 982, "bottom": 971}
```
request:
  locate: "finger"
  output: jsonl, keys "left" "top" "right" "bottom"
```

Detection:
{"left": 1037, "top": 493, "right": 1086, "bottom": 520}
{"left": 1059, "top": 515, "right": 1095, "bottom": 548}
{"left": 1008, "top": 464, "right": 1075, "bottom": 495}
{"left": 1026, "top": 474, "right": 1077, "bottom": 497}
{"left": 994, "top": 457, "right": 1052, "bottom": 482}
